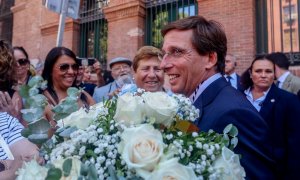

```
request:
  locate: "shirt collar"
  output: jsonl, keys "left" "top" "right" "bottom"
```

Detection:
{"left": 189, "top": 73, "right": 222, "bottom": 102}
{"left": 277, "top": 71, "right": 290, "bottom": 83}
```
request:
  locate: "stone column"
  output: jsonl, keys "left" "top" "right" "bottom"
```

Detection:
{"left": 103, "top": 0, "right": 146, "bottom": 66}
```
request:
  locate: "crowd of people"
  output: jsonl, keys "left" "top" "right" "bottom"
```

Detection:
{"left": 1, "top": 15, "right": 300, "bottom": 179}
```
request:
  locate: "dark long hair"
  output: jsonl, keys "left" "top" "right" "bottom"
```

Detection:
{"left": 41, "top": 47, "right": 79, "bottom": 104}
{"left": 240, "top": 54, "right": 275, "bottom": 90}
{"left": 161, "top": 16, "right": 227, "bottom": 74}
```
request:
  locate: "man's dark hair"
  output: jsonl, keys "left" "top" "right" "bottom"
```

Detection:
{"left": 267, "top": 52, "right": 290, "bottom": 70}
{"left": 161, "top": 16, "right": 227, "bottom": 73}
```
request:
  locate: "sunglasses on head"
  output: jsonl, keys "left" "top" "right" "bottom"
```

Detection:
{"left": 58, "top": 63, "right": 79, "bottom": 72}
{"left": 17, "top": 58, "right": 29, "bottom": 66}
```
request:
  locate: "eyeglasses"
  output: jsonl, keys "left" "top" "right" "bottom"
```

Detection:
{"left": 158, "top": 47, "right": 193, "bottom": 61}
{"left": 58, "top": 63, "right": 79, "bottom": 72}
{"left": 111, "top": 65, "right": 131, "bottom": 72}
{"left": 17, "top": 58, "right": 29, "bottom": 66}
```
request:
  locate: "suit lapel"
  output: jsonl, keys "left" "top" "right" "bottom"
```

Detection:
{"left": 194, "top": 77, "right": 229, "bottom": 123}
{"left": 259, "top": 84, "right": 277, "bottom": 124}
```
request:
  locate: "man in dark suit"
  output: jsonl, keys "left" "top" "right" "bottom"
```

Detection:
{"left": 259, "top": 84, "right": 300, "bottom": 179}
{"left": 160, "top": 16, "right": 275, "bottom": 179}
{"left": 224, "top": 54, "right": 244, "bottom": 91}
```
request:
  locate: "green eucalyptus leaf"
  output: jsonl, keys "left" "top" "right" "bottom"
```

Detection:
{"left": 230, "top": 137, "right": 239, "bottom": 149}
{"left": 67, "top": 87, "right": 80, "bottom": 97}
{"left": 45, "top": 167, "right": 62, "bottom": 180}
{"left": 28, "top": 119, "right": 51, "bottom": 134}
{"left": 87, "top": 164, "right": 97, "bottom": 180}
{"left": 80, "top": 164, "right": 89, "bottom": 176}
{"left": 28, "top": 76, "right": 44, "bottom": 87}
{"left": 223, "top": 124, "right": 233, "bottom": 134}
{"left": 30, "top": 94, "right": 48, "bottom": 107}
{"left": 63, "top": 158, "right": 72, "bottom": 177}
{"left": 40, "top": 80, "right": 48, "bottom": 90}
{"left": 53, "top": 113, "right": 71, "bottom": 121}
{"left": 29, "top": 88, "right": 39, "bottom": 96}
{"left": 21, "top": 108, "right": 44, "bottom": 122}
{"left": 19, "top": 85, "right": 30, "bottom": 98}
{"left": 21, "top": 128, "right": 31, "bottom": 138}
{"left": 228, "top": 125, "right": 238, "bottom": 137}
{"left": 28, "top": 133, "right": 49, "bottom": 145}
{"left": 59, "top": 127, "right": 78, "bottom": 138}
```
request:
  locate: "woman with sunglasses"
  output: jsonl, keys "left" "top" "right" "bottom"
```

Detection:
{"left": 42, "top": 47, "right": 95, "bottom": 125}
{"left": 240, "top": 54, "right": 300, "bottom": 179}
{"left": 13, "top": 46, "right": 35, "bottom": 88}
{"left": 0, "top": 41, "right": 24, "bottom": 126}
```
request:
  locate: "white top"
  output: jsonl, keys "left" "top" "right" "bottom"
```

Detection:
{"left": 277, "top": 71, "right": 290, "bottom": 88}
{"left": 244, "top": 87, "right": 271, "bottom": 112}
{"left": 225, "top": 72, "right": 238, "bottom": 89}
{"left": 0, "top": 112, "right": 24, "bottom": 160}
{"left": 189, "top": 73, "right": 222, "bottom": 103}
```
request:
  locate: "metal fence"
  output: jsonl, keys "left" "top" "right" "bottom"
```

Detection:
{"left": 79, "top": 0, "right": 108, "bottom": 66}
{"left": 256, "top": 0, "right": 300, "bottom": 65}
{"left": 145, "top": 0, "right": 198, "bottom": 48}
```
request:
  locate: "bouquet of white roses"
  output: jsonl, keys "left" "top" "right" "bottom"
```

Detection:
{"left": 17, "top": 86, "right": 245, "bottom": 180}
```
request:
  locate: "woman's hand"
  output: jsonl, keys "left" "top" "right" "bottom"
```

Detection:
{"left": 0, "top": 91, "right": 16, "bottom": 115}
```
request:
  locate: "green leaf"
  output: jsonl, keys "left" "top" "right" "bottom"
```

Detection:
{"left": 28, "top": 75, "right": 44, "bottom": 87}
{"left": 21, "top": 128, "right": 31, "bottom": 138}
{"left": 28, "top": 133, "right": 48, "bottom": 145}
{"left": 230, "top": 137, "right": 239, "bottom": 149}
{"left": 63, "top": 158, "right": 72, "bottom": 177}
{"left": 228, "top": 125, "right": 238, "bottom": 137}
{"left": 28, "top": 119, "right": 51, "bottom": 134}
{"left": 19, "top": 85, "right": 30, "bottom": 98}
{"left": 86, "top": 164, "right": 98, "bottom": 180}
{"left": 223, "top": 124, "right": 233, "bottom": 134}
{"left": 67, "top": 87, "right": 80, "bottom": 97}
{"left": 21, "top": 107, "right": 44, "bottom": 122}
{"left": 46, "top": 167, "right": 62, "bottom": 180}
{"left": 59, "top": 127, "right": 78, "bottom": 138}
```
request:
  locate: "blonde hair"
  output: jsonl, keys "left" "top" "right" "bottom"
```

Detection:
{"left": 133, "top": 46, "right": 162, "bottom": 72}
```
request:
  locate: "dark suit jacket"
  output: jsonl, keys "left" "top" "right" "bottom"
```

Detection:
{"left": 78, "top": 83, "right": 96, "bottom": 96}
{"left": 259, "top": 84, "right": 300, "bottom": 179}
{"left": 194, "top": 77, "right": 275, "bottom": 179}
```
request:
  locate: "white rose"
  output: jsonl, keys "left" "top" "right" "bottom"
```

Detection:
{"left": 16, "top": 159, "right": 48, "bottom": 180}
{"left": 52, "top": 157, "right": 81, "bottom": 180}
{"left": 57, "top": 107, "right": 93, "bottom": 129}
{"left": 212, "top": 147, "right": 246, "bottom": 180}
{"left": 142, "top": 92, "right": 178, "bottom": 127}
{"left": 146, "top": 158, "right": 197, "bottom": 180}
{"left": 119, "top": 124, "right": 164, "bottom": 176}
{"left": 114, "top": 92, "right": 145, "bottom": 126}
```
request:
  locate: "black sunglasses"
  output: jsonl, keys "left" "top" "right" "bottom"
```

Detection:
{"left": 17, "top": 58, "right": 29, "bottom": 66}
{"left": 58, "top": 63, "right": 79, "bottom": 72}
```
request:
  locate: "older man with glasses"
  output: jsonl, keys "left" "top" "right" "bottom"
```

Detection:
{"left": 159, "top": 16, "right": 276, "bottom": 179}
{"left": 93, "top": 57, "right": 133, "bottom": 102}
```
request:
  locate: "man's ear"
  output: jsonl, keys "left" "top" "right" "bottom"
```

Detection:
{"left": 205, "top": 52, "right": 218, "bottom": 70}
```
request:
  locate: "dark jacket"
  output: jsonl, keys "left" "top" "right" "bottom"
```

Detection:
{"left": 194, "top": 77, "right": 275, "bottom": 180}
{"left": 259, "top": 84, "right": 300, "bottom": 179}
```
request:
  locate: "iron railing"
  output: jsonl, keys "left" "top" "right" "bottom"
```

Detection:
{"left": 145, "top": 0, "right": 197, "bottom": 48}
{"left": 79, "top": 0, "right": 108, "bottom": 66}
{"left": 256, "top": 0, "right": 300, "bottom": 65}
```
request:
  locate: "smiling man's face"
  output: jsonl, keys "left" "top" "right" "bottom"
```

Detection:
{"left": 160, "top": 29, "right": 210, "bottom": 96}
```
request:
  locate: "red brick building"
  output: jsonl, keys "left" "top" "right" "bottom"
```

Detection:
{"left": 1, "top": 0, "right": 299, "bottom": 74}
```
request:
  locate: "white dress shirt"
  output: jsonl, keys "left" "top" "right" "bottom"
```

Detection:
{"left": 277, "top": 71, "right": 290, "bottom": 88}
{"left": 225, "top": 73, "right": 238, "bottom": 89}
{"left": 244, "top": 87, "right": 271, "bottom": 112}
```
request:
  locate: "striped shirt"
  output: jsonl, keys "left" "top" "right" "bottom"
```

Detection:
{"left": 0, "top": 112, "right": 24, "bottom": 160}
